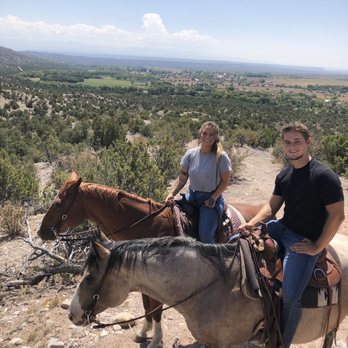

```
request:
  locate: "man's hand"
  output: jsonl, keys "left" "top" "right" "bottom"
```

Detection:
{"left": 290, "top": 238, "right": 321, "bottom": 256}
{"left": 237, "top": 222, "right": 254, "bottom": 232}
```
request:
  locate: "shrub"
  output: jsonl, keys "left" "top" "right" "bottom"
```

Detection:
{"left": 0, "top": 150, "right": 39, "bottom": 204}
{"left": 272, "top": 141, "right": 288, "bottom": 166}
{"left": 0, "top": 201, "right": 25, "bottom": 239}
{"left": 227, "top": 146, "right": 249, "bottom": 180}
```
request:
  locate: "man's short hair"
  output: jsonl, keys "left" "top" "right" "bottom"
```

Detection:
{"left": 281, "top": 122, "right": 310, "bottom": 141}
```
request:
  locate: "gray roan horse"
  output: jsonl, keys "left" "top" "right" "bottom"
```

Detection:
{"left": 69, "top": 233, "right": 348, "bottom": 348}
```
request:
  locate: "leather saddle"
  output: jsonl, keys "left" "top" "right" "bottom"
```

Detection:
{"left": 240, "top": 224, "right": 342, "bottom": 298}
{"left": 172, "top": 195, "right": 242, "bottom": 242}
{"left": 241, "top": 225, "right": 342, "bottom": 348}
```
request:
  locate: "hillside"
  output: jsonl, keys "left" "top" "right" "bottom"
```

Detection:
{"left": 0, "top": 148, "right": 347, "bottom": 348}
{"left": 0, "top": 45, "right": 344, "bottom": 75}
{"left": 19, "top": 50, "right": 338, "bottom": 75}
{"left": 0, "top": 46, "right": 65, "bottom": 72}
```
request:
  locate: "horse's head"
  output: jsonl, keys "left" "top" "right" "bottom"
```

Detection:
{"left": 68, "top": 233, "right": 130, "bottom": 326}
{"left": 38, "top": 170, "right": 84, "bottom": 240}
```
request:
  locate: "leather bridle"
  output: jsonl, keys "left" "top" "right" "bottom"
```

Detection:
{"left": 50, "top": 188, "right": 80, "bottom": 237}
{"left": 51, "top": 186, "right": 168, "bottom": 239}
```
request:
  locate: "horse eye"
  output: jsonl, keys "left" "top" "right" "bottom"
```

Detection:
{"left": 54, "top": 200, "right": 63, "bottom": 209}
{"left": 85, "top": 275, "right": 95, "bottom": 284}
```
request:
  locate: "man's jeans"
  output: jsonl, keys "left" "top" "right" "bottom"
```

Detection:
{"left": 266, "top": 220, "right": 320, "bottom": 348}
{"left": 185, "top": 190, "right": 224, "bottom": 243}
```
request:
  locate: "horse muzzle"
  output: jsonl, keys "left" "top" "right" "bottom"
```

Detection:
{"left": 37, "top": 226, "right": 57, "bottom": 241}
{"left": 68, "top": 309, "right": 95, "bottom": 326}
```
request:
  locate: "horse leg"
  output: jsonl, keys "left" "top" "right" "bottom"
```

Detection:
{"left": 322, "top": 330, "right": 335, "bottom": 348}
{"left": 134, "top": 294, "right": 153, "bottom": 343}
{"left": 147, "top": 298, "right": 163, "bottom": 348}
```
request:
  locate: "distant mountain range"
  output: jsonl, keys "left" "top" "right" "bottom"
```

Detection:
{"left": 0, "top": 45, "right": 346, "bottom": 76}
{"left": 0, "top": 46, "right": 64, "bottom": 72}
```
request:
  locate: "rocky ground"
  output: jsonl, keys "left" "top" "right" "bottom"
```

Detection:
{"left": 0, "top": 148, "right": 347, "bottom": 348}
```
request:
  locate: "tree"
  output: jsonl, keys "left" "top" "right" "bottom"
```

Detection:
{"left": 150, "top": 136, "right": 184, "bottom": 182}
{"left": 92, "top": 116, "right": 126, "bottom": 148}
{"left": 53, "top": 141, "right": 167, "bottom": 201}
{"left": 319, "top": 134, "right": 348, "bottom": 176}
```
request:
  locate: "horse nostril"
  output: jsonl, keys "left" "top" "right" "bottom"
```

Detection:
{"left": 68, "top": 312, "right": 73, "bottom": 321}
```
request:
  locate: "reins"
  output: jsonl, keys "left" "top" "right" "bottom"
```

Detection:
{"left": 106, "top": 204, "right": 168, "bottom": 237}
{"left": 88, "top": 236, "right": 242, "bottom": 329}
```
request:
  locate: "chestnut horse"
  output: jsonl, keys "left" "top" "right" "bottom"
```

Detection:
{"left": 38, "top": 170, "right": 262, "bottom": 347}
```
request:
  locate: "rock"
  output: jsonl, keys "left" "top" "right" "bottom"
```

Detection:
{"left": 9, "top": 337, "right": 23, "bottom": 346}
{"left": 60, "top": 299, "right": 70, "bottom": 310}
{"left": 113, "top": 312, "right": 136, "bottom": 329}
{"left": 47, "top": 337, "right": 64, "bottom": 348}
{"left": 112, "top": 325, "right": 122, "bottom": 332}
{"left": 336, "top": 341, "right": 347, "bottom": 348}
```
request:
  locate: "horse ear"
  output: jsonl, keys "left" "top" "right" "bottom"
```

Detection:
{"left": 92, "top": 240, "right": 111, "bottom": 259}
{"left": 99, "top": 230, "right": 110, "bottom": 243}
{"left": 70, "top": 170, "right": 82, "bottom": 183}
{"left": 65, "top": 176, "right": 82, "bottom": 195}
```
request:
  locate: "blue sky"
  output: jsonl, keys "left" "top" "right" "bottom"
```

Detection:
{"left": 1, "top": 0, "right": 348, "bottom": 70}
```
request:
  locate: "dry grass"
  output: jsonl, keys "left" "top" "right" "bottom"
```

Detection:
{"left": 44, "top": 294, "right": 61, "bottom": 309}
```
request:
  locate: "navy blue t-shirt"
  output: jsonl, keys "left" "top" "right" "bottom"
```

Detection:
{"left": 273, "top": 159, "right": 344, "bottom": 241}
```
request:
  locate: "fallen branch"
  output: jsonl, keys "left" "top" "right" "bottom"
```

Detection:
{"left": 1, "top": 222, "right": 91, "bottom": 289}
{"left": 4, "top": 264, "right": 82, "bottom": 289}
{"left": 19, "top": 237, "right": 66, "bottom": 263}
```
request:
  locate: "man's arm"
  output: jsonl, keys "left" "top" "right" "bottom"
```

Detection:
{"left": 291, "top": 201, "right": 345, "bottom": 255}
{"left": 238, "top": 194, "right": 284, "bottom": 231}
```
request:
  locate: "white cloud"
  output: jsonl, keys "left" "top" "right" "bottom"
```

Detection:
{"left": 142, "top": 13, "right": 167, "bottom": 35}
{"left": 2, "top": 14, "right": 345, "bottom": 68}
{"left": 0, "top": 14, "right": 215, "bottom": 54}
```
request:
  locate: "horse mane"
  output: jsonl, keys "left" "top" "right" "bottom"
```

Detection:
{"left": 80, "top": 183, "right": 121, "bottom": 201}
{"left": 80, "top": 183, "right": 162, "bottom": 207}
{"left": 59, "top": 179, "right": 79, "bottom": 196}
{"left": 104, "top": 237, "right": 239, "bottom": 280}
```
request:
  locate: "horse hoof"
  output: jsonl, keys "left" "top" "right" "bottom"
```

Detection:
{"left": 148, "top": 341, "right": 163, "bottom": 348}
{"left": 133, "top": 333, "right": 147, "bottom": 343}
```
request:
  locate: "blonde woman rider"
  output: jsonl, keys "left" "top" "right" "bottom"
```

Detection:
{"left": 165, "top": 121, "right": 232, "bottom": 243}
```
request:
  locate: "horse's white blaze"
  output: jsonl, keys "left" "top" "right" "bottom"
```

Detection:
{"left": 69, "top": 291, "right": 85, "bottom": 324}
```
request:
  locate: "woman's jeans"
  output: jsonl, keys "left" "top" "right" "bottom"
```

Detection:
{"left": 266, "top": 220, "right": 320, "bottom": 348}
{"left": 185, "top": 190, "right": 224, "bottom": 243}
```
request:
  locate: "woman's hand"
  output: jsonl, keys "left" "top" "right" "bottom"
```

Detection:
{"left": 165, "top": 194, "right": 175, "bottom": 204}
{"left": 204, "top": 197, "right": 216, "bottom": 208}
